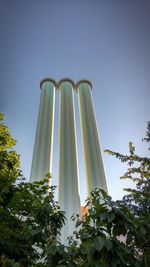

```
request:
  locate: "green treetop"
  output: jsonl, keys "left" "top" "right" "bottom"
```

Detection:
{"left": 0, "top": 113, "right": 65, "bottom": 267}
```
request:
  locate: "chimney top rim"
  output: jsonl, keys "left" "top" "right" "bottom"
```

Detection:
{"left": 58, "top": 78, "right": 75, "bottom": 89}
{"left": 76, "top": 80, "right": 93, "bottom": 90}
{"left": 40, "top": 78, "right": 57, "bottom": 89}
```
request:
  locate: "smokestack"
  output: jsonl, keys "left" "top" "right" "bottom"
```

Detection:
{"left": 58, "top": 79, "right": 81, "bottom": 244}
{"left": 30, "top": 78, "right": 108, "bottom": 244}
{"left": 30, "top": 78, "right": 56, "bottom": 182}
{"left": 76, "top": 80, "right": 108, "bottom": 195}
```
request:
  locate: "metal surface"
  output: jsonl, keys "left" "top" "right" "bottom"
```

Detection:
{"left": 77, "top": 81, "right": 108, "bottom": 196}
{"left": 30, "top": 78, "right": 108, "bottom": 244}
{"left": 58, "top": 80, "right": 81, "bottom": 243}
{"left": 30, "top": 80, "right": 55, "bottom": 182}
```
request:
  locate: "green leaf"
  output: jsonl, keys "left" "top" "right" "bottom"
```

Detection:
{"left": 94, "top": 236, "right": 105, "bottom": 252}
{"left": 105, "top": 239, "right": 112, "bottom": 250}
{"left": 107, "top": 211, "right": 115, "bottom": 222}
{"left": 57, "top": 245, "right": 65, "bottom": 255}
{"left": 76, "top": 220, "right": 82, "bottom": 228}
{"left": 12, "top": 262, "right": 20, "bottom": 267}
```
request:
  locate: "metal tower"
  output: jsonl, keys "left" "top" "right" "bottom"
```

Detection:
{"left": 30, "top": 78, "right": 108, "bottom": 244}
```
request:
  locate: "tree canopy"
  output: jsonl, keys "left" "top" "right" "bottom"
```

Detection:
{"left": 0, "top": 113, "right": 65, "bottom": 266}
{"left": 0, "top": 113, "right": 149, "bottom": 267}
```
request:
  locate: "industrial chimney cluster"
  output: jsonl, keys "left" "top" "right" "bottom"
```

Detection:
{"left": 30, "top": 78, "right": 108, "bottom": 243}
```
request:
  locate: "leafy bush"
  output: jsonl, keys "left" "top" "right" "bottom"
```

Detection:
{"left": 0, "top": 113, "right": 149, "bottom": 267}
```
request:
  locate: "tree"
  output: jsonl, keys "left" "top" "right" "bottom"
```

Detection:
{"left": 67, "top": 122, "right": 150, "bottom": 267}
{"left": 105, "top": 122, "right": 150, "bottom": 266}
{"left": 1, "top": 112, "right": 149, "bottom": 267}
{"left": 0, "top": 113, "right": 65, "bottom": 266}
{"left": 50, "top": 122, "right": 149, "bottom": 267}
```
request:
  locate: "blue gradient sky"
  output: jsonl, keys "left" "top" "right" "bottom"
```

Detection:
{"left": 0, "top": 0, "right": 150, "bottom": 204}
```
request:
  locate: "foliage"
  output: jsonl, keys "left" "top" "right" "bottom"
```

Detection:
{"left": 71, "top": 189, "right": 139, "bottom": 267}
{"left": 0, "top": 113, "right": 65, "bottom": 266}
{"left": 42, "top": 122, "right": 150, "bottom": 267}
{"left": 0, "top": 113, "right": 149, "bottom": 267}
{"left": 0, "top": 113, "right": 20, "bottom": 207}
{"left": 104, "top": 122, "right": 150, "bottom": 266}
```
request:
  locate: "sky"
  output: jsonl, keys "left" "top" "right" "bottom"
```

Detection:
{"left": 0, "top": 0, "right": 150, "bottom": 204}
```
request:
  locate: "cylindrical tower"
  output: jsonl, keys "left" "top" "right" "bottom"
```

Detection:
{"left": 76, "top": 80, "right": 108, "bottom": 196}
{"left": 30, "top": 78, "right": 56, "bottom": 182}
{"left": 58, "top": 79, "right": 81, "bottom": 243}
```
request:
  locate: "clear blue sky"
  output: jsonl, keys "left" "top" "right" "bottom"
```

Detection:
{"left": 0, "top": 0, "right": 149, "bottom": 204}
